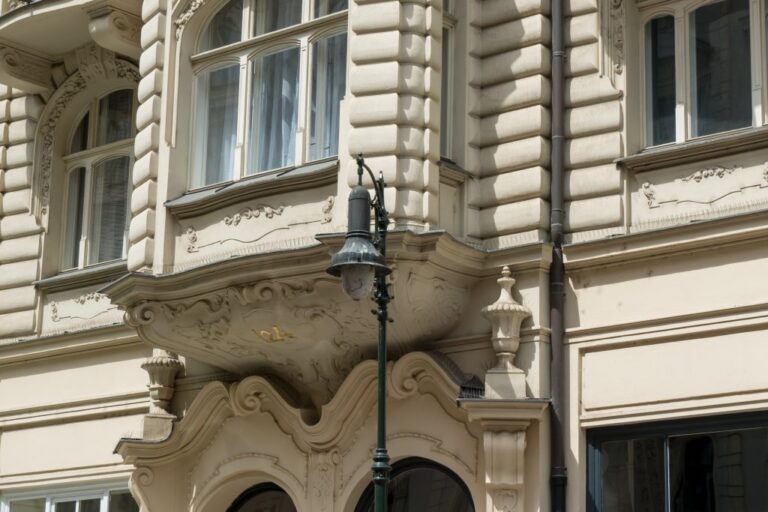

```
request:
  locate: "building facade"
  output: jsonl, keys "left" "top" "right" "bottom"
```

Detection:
{"left": 0, "top": 0, "right": 766, "bottom": 510}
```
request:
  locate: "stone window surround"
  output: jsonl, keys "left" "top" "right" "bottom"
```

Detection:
{"left": 185, "top": 0, "right": 348, "bottom": 191}
{"left": 635, "top": 0, "right": 767, "bottom": 149}
{"left": 0, "top": 484, "right": 136, "bottom": 512}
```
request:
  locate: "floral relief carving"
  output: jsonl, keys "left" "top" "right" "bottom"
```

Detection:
{"left": 681, "top": 165, "right": 739, "bottom": 183}
{"left": 175, "top": 0, "right": 205, "bottom": 39}
{"left": 491, "top": 489, "right": 519, "bottom": 512}
{"left": 50, "top": 292, "right": 117, "bottom": 322}
{"left": 601, "top": 0, "right": 625, "bottom": 87}
{"left": 321, "top": 196, "right": 335, "bottom": 223}
{"left": 224, "top": 204, "right": 284, "bottom": 226}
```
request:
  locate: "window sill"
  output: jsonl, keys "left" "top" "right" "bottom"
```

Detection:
{"left": 618, "top": 125, "right": 768, "bottom": 173}
{"left": 167, "top": 157, "right": 339, "bottom": 219}
{"left": 35, "top": 260, "right": 128, "bottom": 294}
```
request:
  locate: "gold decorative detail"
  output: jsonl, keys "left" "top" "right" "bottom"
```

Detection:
{"left": 258, "top": 325, "right": 295, "bottom": 343}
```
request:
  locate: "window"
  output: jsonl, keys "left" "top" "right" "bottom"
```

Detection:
{"left": 587, "top": 412, "right": 768, "bottom": 512}
{"left": 191, "top": 0, "right": 348, "bottom": 189}
{"left": 226, "top": 483, "right": 296, "bottom": 512}
{"left": 2, "top": 488, "right": 138, "bottom": 512}
{"left": 354, "top": 458, "right": 474, "bottom": 512}
{"left": 643, "top": 0, "right": 761, "bottom": 147}
{"left": 63, "top": 89, "right": 134, "bottom": 270}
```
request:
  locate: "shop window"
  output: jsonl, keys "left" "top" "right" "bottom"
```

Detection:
{"left": 62, "top": 89, "right": 134, "bottom": 270}
{"left": 2, "top": 489, "right": 138, "bottom": 512}
{"left": 587, "top": 411, "right": 768, "bottom": 511}
{"left": 354, "top": 458, "right": 474, "bottom": 512}
{"left": 191, "top": 0, "right": 348, "bottom": 189}
{"left": 226, "top": 483, "right": 296, "bottom": 512}
{"left": 643, "top": 0, "right": 759, "bottom": 147}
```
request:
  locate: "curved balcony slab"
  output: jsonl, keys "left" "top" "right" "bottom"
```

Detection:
{"left": 103, "top": 231, "right": 549, "bottom": 408}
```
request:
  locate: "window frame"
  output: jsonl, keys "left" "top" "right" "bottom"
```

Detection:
{"left": 441, "top": 3, "right": 457, "bottom": 160}
{"left": 188, "top": 0, "right": 348, "bottom": 190}
{"left": 586, "top": 410, "right": 768, "bottom": 512}
{"left": 60, "top": 89, "right": 136, "bottom": 271}
{"left": 639, "top": 0, "right": 767, "bottom": 148}
{"left": 0, "top": 483, "right": 137, "bottom": 512}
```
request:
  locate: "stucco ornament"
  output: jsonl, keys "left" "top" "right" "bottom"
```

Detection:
{"left": 141, "top": 349, "right": 184, "bottom": 417}
{"left": 481, "top": 266, "right": 531, "bottom": 398}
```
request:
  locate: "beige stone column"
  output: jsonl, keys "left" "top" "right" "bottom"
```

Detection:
{"left": 347, "top": 0, "right": 441, "bottom": 230}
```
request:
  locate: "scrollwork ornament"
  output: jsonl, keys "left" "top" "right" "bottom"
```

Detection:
{"left": 491, "top": 489, "right": 519, "bottom": 512}
{"left": 124, "top": 302, "right": 160, "bottom": 327}
{"left": 133, "top": 466, "right": 155, "bottom": 487}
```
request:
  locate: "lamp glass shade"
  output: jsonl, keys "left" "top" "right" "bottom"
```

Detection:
{"left": 340, "top": 264, "right": 375, "bottom": 300}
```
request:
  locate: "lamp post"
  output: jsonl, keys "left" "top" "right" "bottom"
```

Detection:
{"left": 327, "top": 154, "right": 391, "bottom": 512}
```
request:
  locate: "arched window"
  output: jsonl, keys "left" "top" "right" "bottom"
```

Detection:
{"left": 190, "top": 0, "right": 348, "bottom": 189}
{"left": 354, "top": 458, "right": 475, "bottom": 512}
{"left": 226, "top": 482, "right": 297, "bottom": 512}
{"left": 62, "top": 89, "right": 135, "bottom": 270}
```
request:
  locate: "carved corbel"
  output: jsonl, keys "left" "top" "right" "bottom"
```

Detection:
{"left": 0, "top": 45, "right": 53, "bottom": 94}
{"left": 140, "top": 349, "right": 184, "bottom": 440}
{"left": 481, "top": 266, "right": 532, "bottom": 398}
{"left": 86, "top": 3, "right": 141, "bottom": 60}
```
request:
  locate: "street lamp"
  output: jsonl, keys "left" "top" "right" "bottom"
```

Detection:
{"left": 327, "top": 154, "right": 391, "bottom": 512}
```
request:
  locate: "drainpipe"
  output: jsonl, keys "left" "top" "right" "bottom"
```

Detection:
{"left": 550, "top": 0, "right": 567, "bottom": 507}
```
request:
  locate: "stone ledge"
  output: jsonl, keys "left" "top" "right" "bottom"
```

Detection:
{"left": 166, "top": 158, "right": 339, "bottom": 219}
{"left": 619, "top": 125, "right": 768, "bottom": 172}
{"left": 35, "top": 259, "right": 127, "bottom": 293}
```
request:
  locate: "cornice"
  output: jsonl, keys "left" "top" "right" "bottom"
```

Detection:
{"left": 618, "top": 126, "right": 768, "bottom": 173}
{"left": 35, "top": 260, "right": 128, "bottom": 293}
{"left": 166, "top": 158, "right": 339, "bottom": 219}
{"left": 563, "top": 209, "right": 768, "bottom": 271}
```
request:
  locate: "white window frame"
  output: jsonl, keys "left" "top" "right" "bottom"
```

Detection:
{"left": 639, "top": 0, "right": 766, "bottom": 148}
{"left": 189, "top": 0, "right": 348, "bottom": 189}
{"left": 0, "top": 483, "right": 135, "bottom": 512}
{"left": 61, "top": 89, "right": 136, "bottom": 271}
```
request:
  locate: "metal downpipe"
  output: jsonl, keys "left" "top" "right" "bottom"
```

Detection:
{"left": 550, "top": 0, "right": 567, "bottom": 507}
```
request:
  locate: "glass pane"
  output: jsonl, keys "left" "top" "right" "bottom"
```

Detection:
{"left": 670, "top": 428, "right": 768, "bottom": 512}
{"left": 254, "top": 0, "right": 301, "bottom": 36}
{"left": 600, "top": 438, "right": 665, "bottom": 512}
{"left": 194, "top": 64, "right": 239, "bottom": 187}
{"left": 79, "top": 499, "right": 100, "bottom": 512}
{"left": 109, "top": 491, "right": 139, "bottom": 512}
{"left": 441, "top": 26, "right": 452, "bottom": 157}
{"left": 96, "top": 89, "right": 134, "bottom": 146}
{"left": 248, "top": 46, "right": 300, "bottom": 173}
{"left": 200, "top": 0, "right": 242, "bottom": 51}
{"left": 315, "top": 0, "right": 347, "bottom": 17}
{"left": 63, "top": 167, "right": 86, "bottom": 270}
{"left": 231, "top": 489, "right": 296, "bottom": 511}
{"left": 54, "top": 502, "right": 76, "bottom": 512}
{"left": 9, "top": 499, "right": 46, "bottom": 512}
{"left": 357, "top": 465, "right": 474, "bottom": 512}
{"left": 691, "top": 0, "right": 751, "bottom": 137}
{"left": 70, "top": 113, "right": 89, "bottom": 153}
{"left": 89, "top": 156, "right": 130, "bottom": 264}
{"left": 309, "top": 33, "right": 347, "bottom": 161}
{"left": 646, "top": 16, "right": 675, "bottom": 146}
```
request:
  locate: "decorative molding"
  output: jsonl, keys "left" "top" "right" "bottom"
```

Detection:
{"left": 601, "top": 0, "right": 625, "bottom": 88}
{"left": 141, "top": 349, "right": 185, "bottom": 415}
{"left": 321, "top": 196, "right": 334, "bottom": 224}
{"left": 491, "top": 489, "right": 519, "bottom": 512}
{"left": 37, "top": 46, "right": 139, "bottom": 215}
{"left": 224, "top": 204, "right": 284, "bottom": 226}
{"left": 87, "top": 6, "right": 142, "bottom": 60}
{"left": 0, "top": 44, "right": 53, "bottom": 94}
{"left": 681, "top": 165, "right": 738, "bottom": 183}
{"left": 50, "top": 293, "right": 118, "bottom": 322}
{"left": 174, "top": 0, "right": 205, "bottom": 39}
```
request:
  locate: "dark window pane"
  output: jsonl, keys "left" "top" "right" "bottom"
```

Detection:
{"left": 79, "top": 499, "right": 100, "bottom": 512}
{"left": 248, "top": 46, "right": 300, "bottom": 173}
{"left": 70, "top": 113, "right": 89, "bottom": 153}
{"left": 670, "top": 428, "right": 768, "bottom": 512}
{"left": 195, "top": 64, "right": 239, "bottom": 187}
{"left": 89, "top": 156, "right": 130, "bottom": 264}
{"left": 357, "top": 463, "right": 474, "bottom": 512}
{"left": 200, "top": 0, "right": 243, "bottom": 51}
{"left": 9, "top": 499, "right": 46, "bottom": 512}
{"left": 315, "top": 0, "right": 347, "bottom": 17}
{"left": 54, "top": 502, "right": 76, "bottom": 512}
{"left": 254, "top": 0, "right": 301, "bottom": 36}
{"left": 309, "top": 33, "right": 347, "bottom": 161}
{"left": 600, "top": 438, "right": 665, "bottom": 512}
{"left": 109, "top": 491, "right": 139, "bottom": 512}
{"left": 691, "top": 0, "right": 751, "bottom": 137}
{"left": 228, "top": 486, "right": 296, "bottom": 512}
{"left": 647, "top": 16, "right": 675, "bottom": 145}
{"left": 63, "top": 167, "right": 86, "bottom": 269}
{"left": 97, "top": 89, "right": 134, "bottom": 145}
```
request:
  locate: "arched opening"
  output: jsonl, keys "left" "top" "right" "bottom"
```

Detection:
{"left": 225, "top": 482, "right": 297, "bottom": 512}
{"left": 354, "top": 457, "right": 475, "bottom": 512}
